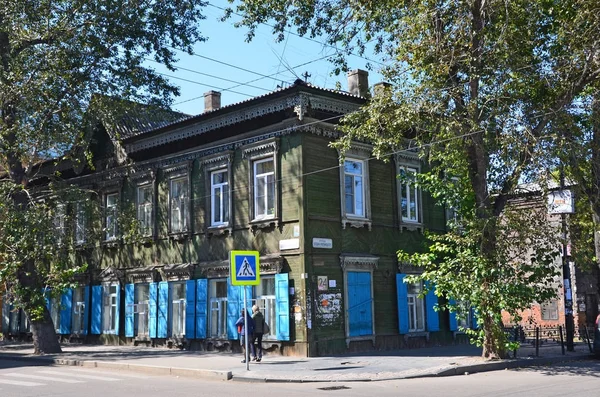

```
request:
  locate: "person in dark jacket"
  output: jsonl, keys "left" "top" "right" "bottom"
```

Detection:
{"left": 235, "top": 308, "right": 254, "bottom": 363}
{"left": 251, "top": 305, "right": 266, "bottom": 362}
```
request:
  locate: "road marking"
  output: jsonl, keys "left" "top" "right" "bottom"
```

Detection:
{"left": 0, "top": 379, "right": 45, "bottom": 386}
{"left": 71, "top": 369, "right": 150, "bottom": 379}
{"left": 37, "top": 370, "right": 120, "bottom": 381}
{"left": 3, "top": 373, "right": 84, "bottom": 383}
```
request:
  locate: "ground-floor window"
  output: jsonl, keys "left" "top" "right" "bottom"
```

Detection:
{"left": 209, "top": 279, "right": 228, "bottom": 338}
{"left": 407, "top": 281, "right": 425, "bottom": 332}
{"left": 541, "top": 300, "right": 559, "bottom": 321}
{"left": 103, "top": 284, "right": 119, "bottom": 333}
{"left": 136, "top": 284, "right": 150, "bottom": 336}
{"left": 253, "top": 276, "right": 276, "bottom": 339}
{"left": 72, "top": 287, "right": 86, "bottom": 334}
{"left": 170, "top": 282, "right": 186, "bottom": 337}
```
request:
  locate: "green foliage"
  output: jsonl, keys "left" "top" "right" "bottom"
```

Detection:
{"left": 0, "top": 0, "right": 208, "bottom": 350}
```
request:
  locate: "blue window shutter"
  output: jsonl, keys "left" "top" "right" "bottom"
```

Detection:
{"left": 91, "top": 286, "right": 103, "bottom": 335}
{"left": 44, "top": 289, "right": 51, "bottom": 311}
{"left": 347, "top": 272, "right": 359, "bottom": 336}
{"left": 185, "top": 280, "right": 196, "bottom": 339}
{"left": 125, "top": 284, "right": 134, "bottom": 337}
{"left": 425, "top": 282, "right": 439, "bottom": 332}
{"left": 275, "top": 273, "right": 290, "bottom": 341}
{"left": 360, "top": 272, "right": 373, "bottom": 336}
{"left": 448, "top": 299, "right": 458, "bottom": 331}
{"left": 115, "top": 286, "right": 121, "bottom": 335}
{"left": 195, "top": 279, "right": 207, "bottom": 339}
{"left": 148, "top": 282, "right": 158, "bottom": 338}
{"left": 83, "top": 286, "right": 90, "bottom": 335}
{"left": 59, "top": 289, "right": 73, "bottom": 334}
{"left": 396, "top": 274, "right": 409, "bottom": 334}
{"left": 157, "top": 282, "right": 168, "bottom": 338}
{"left": 226, "top": 278, "right": 240, "bottom": 340}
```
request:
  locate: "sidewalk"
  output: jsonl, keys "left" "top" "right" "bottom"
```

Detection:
{"left": 0, "top": 341, "right": 593, "bottom": 383}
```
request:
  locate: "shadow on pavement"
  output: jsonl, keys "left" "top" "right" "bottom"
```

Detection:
{"left": 512, "top": 359, "right": 600, "bottom": 378}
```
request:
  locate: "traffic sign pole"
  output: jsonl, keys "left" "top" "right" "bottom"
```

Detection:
{"left": 244, "top": 287, "right": 249, "bottom": 371}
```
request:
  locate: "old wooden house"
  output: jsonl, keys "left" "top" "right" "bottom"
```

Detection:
{"left": 2, "top": 70, "right": 470, "bottom": 356}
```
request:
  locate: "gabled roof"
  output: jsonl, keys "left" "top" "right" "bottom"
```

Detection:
{"left": 122, "top": 79, "right": 366, "bottom": 153}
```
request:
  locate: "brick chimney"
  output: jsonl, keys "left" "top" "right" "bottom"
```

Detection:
{"left": 204, "top": 91, "right": 221, "bottom": 112}
{"left": 373, "top": 82, "right": 392, "bottom": 96}
{"left": 347, "top": 69, "right": 369, "bottom": 97}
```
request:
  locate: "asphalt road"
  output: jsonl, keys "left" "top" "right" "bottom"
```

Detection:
{"left": 1, "top": 358, "right": 599, "bottom": 397}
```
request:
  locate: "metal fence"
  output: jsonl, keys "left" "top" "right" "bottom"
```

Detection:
{"left": 503, "top": 325, "right": 595, "bottom": 357}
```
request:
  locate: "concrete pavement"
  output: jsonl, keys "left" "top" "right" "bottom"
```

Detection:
{"left": 0, "top": 341, "right": 594, "bottom": 383}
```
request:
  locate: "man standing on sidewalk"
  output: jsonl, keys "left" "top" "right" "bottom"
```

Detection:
{"left": 251, "top": 305, "right": 265, "bottom": 362}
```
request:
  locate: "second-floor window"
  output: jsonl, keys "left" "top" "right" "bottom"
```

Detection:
{"left": 253, "top": 158, "right": 275, "bottom": 220}
{"left": 75, "top": 202, "right": 86, "bottom": 244}
{"left": 399, "top": 166, "right": 420, "bottom": 223}
{"left": 344, "top": 159, "right": 365, "bottom": 217}
{"left": 53, "top": 203, "right": 66, "bottom": 244}
{"left": 105, "top": 193, "right": 118, "bottom": 241}
{"left": 137, "top": 184, "right": 153, "bottom": 236}
{"left": 211, "top": 169, "right": 229, "bottom": 226}
{"left": 170, "top": 177, "right": 189, "bottom": 233}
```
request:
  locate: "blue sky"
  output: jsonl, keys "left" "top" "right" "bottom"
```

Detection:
{"left": 154, "top": 1, "right": 385, "bottom": 115}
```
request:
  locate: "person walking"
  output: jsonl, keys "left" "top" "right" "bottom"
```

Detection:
{"left": 251, "top": 305, "right": 266, "bottom": 362}
{"left": 236, "top": 308, "right": 254, "bottom": 363}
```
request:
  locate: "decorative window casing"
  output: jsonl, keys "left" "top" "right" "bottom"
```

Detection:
{"left": 243, "top": 139, "right": 279, "bottom": 229}
{"left": 338, "top": 143, "right": 372, "bottom": 230}
{"left": 395, "top": 151, "right": 423, "bottom": 232}
{"left": 164, "top": 162, "right": 192, "bottom": 236}
{"left": 200, "top": 153, "right": 233, "bottom": 235}
{"left": 340, "top": 254, "right": 378, "bottom": 347}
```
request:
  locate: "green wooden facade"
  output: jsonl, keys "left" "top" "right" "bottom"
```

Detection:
{"left": 2, "top": 77, "right": 462, "bottom": 355}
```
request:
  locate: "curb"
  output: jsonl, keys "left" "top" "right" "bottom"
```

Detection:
{"left": 0, "top": 353, "right": 232, "bottom": 381}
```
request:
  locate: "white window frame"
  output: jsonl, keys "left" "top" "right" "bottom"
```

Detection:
{"left": 253, "top": 157, "right": 276, "bottom": 221}
{"left": 50, "top": 296, "right": 61, "bottom": 333}
{"left": 338, "top": 143, "right": 372, "bottom": 230}
{"left": 343, "top": 159, "right": 366, "bottom": 218}
{"left": 169, "top": 177, "right": 189, "bottom": 234}
{"left": 137, "top": 184, "right": 154, "bottom": 237}
{"left": 53, "top": 203, "right": 66, "bottom": 245}
{"left": 399, "top": 166, "right": 420, "bottom": 223}
{"left": 103, "top": 284, "right": 118, "bottom": 333}
{"left": 134, "top": 283, "right": 150, "bottom": 337}
{"left": 105, "top": 193, "right": 118, "bottom": 241}
{"left": 395, "top": 151, "right": 423, "bottom": 231}
{"left": 210, "top": 169, "right": 230, "bottom": 227}
{"left": 407, "top": 281, "right": 425, "bottom": 332}
{"left": 75, "top": 201, "right": 86, "bottom": 245}
{"left": 72, "top": 286, "right": 86, "bottom": 334}
{"left": 208, "top": 278, "right": 228, "bottom": 339}
{"left": 169, "top": 282, "right": 186, "bottom": 337}
{"left": 252, "top": 275, "right": 276, "bottom": 340}
{"left": 541, "top": 300, "right": 559, "bottom": 321}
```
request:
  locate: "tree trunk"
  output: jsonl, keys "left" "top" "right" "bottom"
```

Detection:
{"left": 481, "top": 313, "right": 508, "bottom": 359}
{"left": 27, "top": 309, "right": 62, "bottom": 355}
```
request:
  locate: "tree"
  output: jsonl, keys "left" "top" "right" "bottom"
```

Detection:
{"left": 0, "top": 0, "right": 207, "bottom": 354}
{"left": 229, "top": 0, "right": 600, "bottom": 358}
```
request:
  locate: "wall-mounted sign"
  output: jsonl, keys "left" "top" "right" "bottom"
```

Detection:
{"left": 312, "top": 238, "right": 333, "bottom": 249}
{"left": 279, "top": 238, "right": 300, "bottom": 250}
{"left": 318, "top": 276, "right": 328, "bottom": 291}
{"left": 548, "top": 190, "right": 575, "bottom": 214}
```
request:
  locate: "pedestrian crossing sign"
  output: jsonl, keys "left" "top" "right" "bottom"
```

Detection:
{"left": 230, "top": 250, "right": 260, "bottom": 286}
